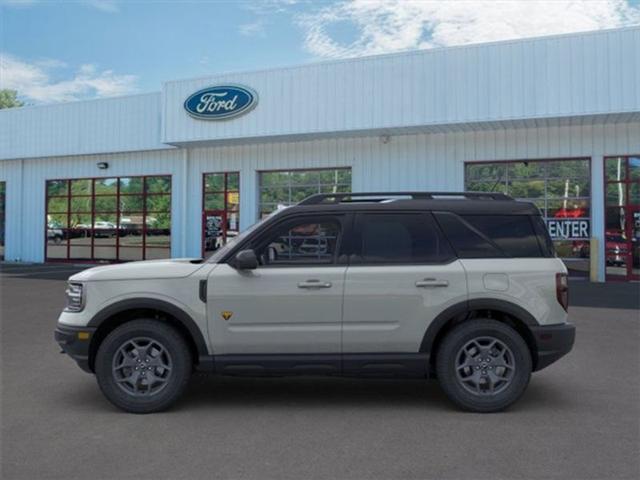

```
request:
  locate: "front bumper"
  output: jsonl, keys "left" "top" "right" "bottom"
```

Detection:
{"left": 530, "top": 322, "right": 576, "bottom": 371}
{"left": 54, "top": 324, "right": 96, "bottom": 373}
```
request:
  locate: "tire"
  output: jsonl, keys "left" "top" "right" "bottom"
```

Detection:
{"left": 95, "top": 319, "right": 192, "bottom": 414}
{"left": 436, "top": 319, "right": 532, "bottom": 413}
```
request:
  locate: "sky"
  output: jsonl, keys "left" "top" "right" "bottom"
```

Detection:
{"left": 1, "top": 0, "right": 640, "bottom": 105}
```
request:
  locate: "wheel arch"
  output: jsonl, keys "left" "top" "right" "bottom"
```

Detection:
{"left": 421, "top": 299, "right": 539, "bottom": 373}
{"left": 87, "top": 298, "right": 209, "bottom": 372}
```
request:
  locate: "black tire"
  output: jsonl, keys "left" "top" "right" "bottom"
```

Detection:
{"left": 436, "top": 319, "right": 532, "bottom": 413}
{"left": 95, "top": 319, "right": 192, "bottom": 414}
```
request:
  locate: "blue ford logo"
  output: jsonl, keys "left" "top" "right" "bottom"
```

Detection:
{"left": 184, "top": 85, "right": 258, "bottom": 120}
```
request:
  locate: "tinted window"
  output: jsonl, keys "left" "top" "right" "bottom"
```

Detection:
{"left": 256, "top": 217, "right": 341, "bottom": 266}
{"left": 355, "top": 213, "right": 454, "bottom": 264}
{"left": 462, "top": 215, "right": 542, "bottom": 257}
{"left": 434, "top": 212, "right": 502, "bottom": 258}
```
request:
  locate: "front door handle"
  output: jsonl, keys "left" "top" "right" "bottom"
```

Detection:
{"left": 415, "top": 278, "right": 449, "bottom": 288}
{"left": 298, "top": 279, "right": 332, "bottom": 289}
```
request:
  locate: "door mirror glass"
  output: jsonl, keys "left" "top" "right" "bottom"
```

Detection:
{"left": 234, "top": 249, "right": 258, "bottom": 270}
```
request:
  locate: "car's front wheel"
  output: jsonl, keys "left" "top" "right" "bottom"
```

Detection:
{"left": 95, "top": 320, "right": 192, "bottom": 413}
{"left": 436, "top": 319, "right": 532, "bottom": 413}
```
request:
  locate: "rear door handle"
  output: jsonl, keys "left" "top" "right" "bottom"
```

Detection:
{"left": 298, "top": 279, "right": 332, "bottom": 289}
{"left": 415, "top": 278, "right": 449, "bottom": 288}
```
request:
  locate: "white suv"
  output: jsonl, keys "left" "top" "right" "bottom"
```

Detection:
{"left": 55, "top": 192, "right": 575, "bottom": 414}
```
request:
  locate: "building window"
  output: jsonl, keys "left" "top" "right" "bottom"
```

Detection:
{"left": 604, "top": 156, "right": 640, "bottom": 280}
{"left": 465, "top": 158, "right": 591, "bottom": 277}
{"left": 46, "top": 176, "right": 171, "bottom": 262}
{"left": 202, "top": 172, "right": 240, "bottom": 257}
{"left": 258, "top": 168, "right": 352, "bottom": 218}
{"left": 0, "top": 182, "right": 5, "bottom": 260}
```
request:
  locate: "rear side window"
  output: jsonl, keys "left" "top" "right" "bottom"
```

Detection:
{"left": 354, "top": 213, "right": 454, "bottom": 264}
{"left": 435, "top": 212, "right": 545, "bottom": 258}
{"left": 434, "top": 212, "right": 502, "bottom": 258}
{"left": 462, "top": 215, "right": 543, "bottom": 257}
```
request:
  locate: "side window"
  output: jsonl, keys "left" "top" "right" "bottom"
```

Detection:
{"left": 255, "top": 217, "right": 341, "bottom": 266}
{"left": 461, "top": 215, "right": 543, "bottom": 257}
{"left": 355, "top": 213, "right": 454, "bottom": 264}
{"left": 434, "top": 212, "right": 502, "bottom": 258}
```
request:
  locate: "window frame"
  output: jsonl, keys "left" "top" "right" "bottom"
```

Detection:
{"left": 350, "top": 211, "right": 457, "bottom": 266}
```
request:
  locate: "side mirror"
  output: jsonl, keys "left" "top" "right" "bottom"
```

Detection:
{"left": 234, "top": 249, "right": 258, "bottom": 270}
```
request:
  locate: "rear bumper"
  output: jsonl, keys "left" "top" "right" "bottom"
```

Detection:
{"left": 530, "top": 322, "right": 575, "bottom": 371}
{"left": 54, "top": 324, "right": 96, "bottom": 373}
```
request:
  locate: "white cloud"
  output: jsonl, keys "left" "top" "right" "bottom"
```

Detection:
{"left": 0, "top": 52, "right": 138, "bottom": 103}
{"left": 298, "top": 0, "right": 640, "bottom": 58}
{"left": 239, "top": 20, "right": 266, "bottom": 37}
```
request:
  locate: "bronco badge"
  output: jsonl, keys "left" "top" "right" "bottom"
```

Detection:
{"left": 221, "top": 311, "right": 233, "bottom": 321}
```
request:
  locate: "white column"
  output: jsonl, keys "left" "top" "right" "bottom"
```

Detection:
{"left": 590, "top": 155, "right": 605, "bottom": 282}
{"left": 239, "top": 168, "right": 258, "bottom": 231}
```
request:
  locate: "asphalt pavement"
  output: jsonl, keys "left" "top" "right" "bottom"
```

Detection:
{"left": 1, "top": 264, "right": 639, "bottom": 480}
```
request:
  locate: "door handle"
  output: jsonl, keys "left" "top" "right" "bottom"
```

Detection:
{"left": 415, "top": 278, "right": 449, "bottom": 288}
{"left": 298, "top": 279, "right": 332, "bottom": 289}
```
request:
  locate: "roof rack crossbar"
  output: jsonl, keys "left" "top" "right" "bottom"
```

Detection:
{"left": 298, "top": 191, "right": 513, "bottom": 205}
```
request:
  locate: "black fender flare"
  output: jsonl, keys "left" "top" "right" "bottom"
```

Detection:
{"left": 419, "top": 299, "right": 538, "bottom": 354}
{"left": 87, "top": 298, "right": 209, "bottom": 357}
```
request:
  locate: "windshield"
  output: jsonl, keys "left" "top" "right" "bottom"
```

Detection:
{"left": 206, "top": 208, "right": 287, "bottom": 263}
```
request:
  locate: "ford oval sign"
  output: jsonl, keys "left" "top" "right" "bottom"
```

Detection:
{"left": 184, "top": 85, "right": 258, "bottom": 120}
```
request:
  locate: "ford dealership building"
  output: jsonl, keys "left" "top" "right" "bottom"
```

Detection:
{"left": 1, "top": 27, "right": 639, "bottom": 281}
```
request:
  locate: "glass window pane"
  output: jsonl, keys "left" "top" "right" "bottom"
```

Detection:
{"left": 256, "top": 220, "right": 340, "bottom": 265}
{"left": 465, "top": 164, "right": 506, "bottom": 182}
{"left": 357, "top": 213, "right": 454, "bottom": 264}
{"left": 261, "top": 171, "right": 290, "bottom": 186}
{"left": 547, "top": 199, "right": 590, "bottom": 219}
{"left": 204, "top": 193, "right": 224, "bottom": 210}
{"left": 47, "top": 180, "right": 68, "bottom": 196}
{"left": 47, "top": 197, "right": 68, "bottom": 213}
{"left": 145, "top": 230, "right": 171, "bottom": 248}
{"left": 146, "top": 213, "right": 171, "bottom": 230}
{"left": 546, "top": 160, "right": 589, "bottom": 178}
{"left": 227, "top": 172, "right": 240, "bottom": 190}
{"left": 47, "top": 213, "right": 68, "bottom": 229}
{"left": 290, "top": 186, "right": 319, "bottom": 203}
{"left": 46, "top": 231, "right": 68, "bottom": 259}
{"left": 507, "top": 162, "right": 546, "bottom": 179}
{"left": 606, "top": 184, "right": 626, "bottom": 206}
{"left": 630, "top": 183, "right": 639, "bottom": 205}
{"left": 462, "top": 215, "right": 542, "bottom": 257}
{"left": 119, "top": 228, "right": 143, "bottom": 248}
{"left": 69, "top": 214, "right": 92, "bottom": 229}
{"left": 119, "top": 247, "right": 144, "bottom": 261}
{"left": 507, "top": 179, "right": 546, "bottom": 199}
{"left": 145, "top": 176, "right": 171, "bottom": 194}
{"left": 226, "top": 191, "right": 239, "bottom": 211}
{"left": 70, "top": 197, "right": 92, "bottom": 213}
{"left": 94, "top": 178, "right": 118, "bottom": 195}
{"left": 146, "top": 194, "right": 171, "bottom": 212}
{"left": 120, "top": 177, "right": 143, "bottom": 194}
{"left": 94, "top": 196, "right": 117, "bottom": 212}
{"left": 630, "top": 157, "right": 640, "bottom": 180}
{"left": 204, "top": 173, "right": 224, "bottom": 192}
{"left": 120, "top": 195, "right": 144, "bottom": 214}
{"left": 145, "top": 248, "right": 171, "bottom": 260}
{"left": 69, "top": 246, "right": 92, "bottom": 260}
{"left": 546, "top": 178, "right": 590, "bottom": 198}
{"left": 435, "top": 212, "right": 503, "bottom": 258}
{"left": 94, "top": 213, "right": 117, "bottom": 225}
{"left": 93, "top": 245, "right": 117, "bottom": 261}
{"left": 70, "top": 179, "right": 92, "bottom": 195}
{"left": 605, "top": 157, "right": 626, "bottom": 181}
{"left": 290, "top": 170, "right": 320, "bottom": 185}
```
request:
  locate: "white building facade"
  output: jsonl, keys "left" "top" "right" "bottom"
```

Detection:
{"left": 1, "top": 27, "right": 639, "bottom": 281}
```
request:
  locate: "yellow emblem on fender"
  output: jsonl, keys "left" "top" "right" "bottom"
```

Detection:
{"left": 221, "top": 311, "right": 233, "bottom": 321}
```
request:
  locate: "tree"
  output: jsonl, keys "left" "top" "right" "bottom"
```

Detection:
{"left": 0, "top": 90, "right": 24, "bottom": 109}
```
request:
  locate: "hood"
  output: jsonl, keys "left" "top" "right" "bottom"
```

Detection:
{"left": 69, "top": 258, "right": 206, "bottom": 282}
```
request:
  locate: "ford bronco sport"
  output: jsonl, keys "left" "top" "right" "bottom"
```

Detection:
{"left": 55, "top": 192, "right": 575, "bottom": 413}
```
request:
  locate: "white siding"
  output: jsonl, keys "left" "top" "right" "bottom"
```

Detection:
{"left": 163, "top": 27, "right": 640, "bottom": 145}
{"left": 0, "top": 93, "right": 170, "bottom": 161}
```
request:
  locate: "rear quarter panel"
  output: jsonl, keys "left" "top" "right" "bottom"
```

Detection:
{"left": 461, "top": 258, "right": 568, "bottom": 326}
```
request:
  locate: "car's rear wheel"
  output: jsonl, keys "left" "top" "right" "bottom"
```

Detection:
{"left": 436, "top": 319, "right": 532, "bottom": 413}
{"left": 95, "top": 320, "right": 192, "bottom": 414}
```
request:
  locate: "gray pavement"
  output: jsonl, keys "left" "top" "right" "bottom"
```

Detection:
{"left": 1, "top": 264, "right": 639, "bottom": 480}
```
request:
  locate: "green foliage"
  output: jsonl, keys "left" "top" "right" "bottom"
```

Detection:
{"left": 0, "top": 90, "right": 24, "bottom": 109}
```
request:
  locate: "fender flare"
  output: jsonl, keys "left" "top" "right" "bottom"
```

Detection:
{"left": 419, "top": 299, "right": 538, "bottom": 353}
{"left": 87, "top": 298, "right": 209, "bottom": 357}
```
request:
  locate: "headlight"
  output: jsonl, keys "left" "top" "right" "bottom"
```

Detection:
{"left": 64, "top": 283, "right": 85, "bottom": 312}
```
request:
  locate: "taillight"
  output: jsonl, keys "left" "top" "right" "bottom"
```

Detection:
{"left": 556, "top": 273, "right": 569, "bottom": 311}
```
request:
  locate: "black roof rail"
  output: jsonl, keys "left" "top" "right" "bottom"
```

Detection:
{"left": 297, "top": 191, "right": 513, "bottom": 206}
